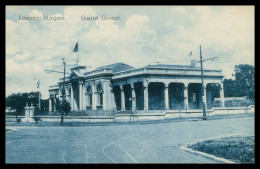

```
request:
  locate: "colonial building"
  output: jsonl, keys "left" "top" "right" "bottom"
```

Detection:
{"left": 48, "top": 60, "right": 225, "bottom": 113}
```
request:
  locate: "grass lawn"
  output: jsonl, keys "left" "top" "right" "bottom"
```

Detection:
{"left": 188, "top": 136, "right": 255, "bottom": 163}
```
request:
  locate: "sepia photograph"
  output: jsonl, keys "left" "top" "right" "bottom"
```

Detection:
{"left": 5, "top": 5, "right": 254, "bottom": 164}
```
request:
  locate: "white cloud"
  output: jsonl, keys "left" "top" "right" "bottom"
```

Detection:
{"left": 28, "top": 9, "right": 43, "bottom": 18}
{"left": 5, "top": 6, "right": 254, "bottom": 98}
{"left": 125, "top": 15, "right": 149, "bottom": 28}
{"left": 6, "top": 6, "right": 98, "bottom": 98}
{"left": 6, "top": 58, "right": 22, "bottom": 76}
{"left": 6, "top": 19, "right": 19, "bottom": 55}
{"left": 124, "top": 15, "right": 156, "bottom": 44}
{"left": 77, "top": 14, "right": 157, "bottom": 68}
{"left": 157, "top": 6, "right": 254, "bottom": 69}
{"left": 6, "top": 46, "right": 19, "bottom": 55}
{"left": 14, "top": 51, "right": 32, "bottom": 61}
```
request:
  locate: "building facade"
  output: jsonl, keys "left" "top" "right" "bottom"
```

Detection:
{"left": 48, "top": 61, "right": 225, "bottom": 113}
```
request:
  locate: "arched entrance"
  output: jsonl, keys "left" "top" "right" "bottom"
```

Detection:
{"left": 206, "top": 83, "right": 221, "bottom": 109}
{"left": 188, "top": 83, "right": 202, "bottom": 109}
{"left": 123, "top": 84, "right": 132, "bottom": 110}
{"left": 96, "top": 84, "right": 103, "bottom": 110}
{"left": 169, "top": 83, "right": 185, "bottom": 110}
{"left": 134, "top": 82, "right": 144, "bottom": 110}
{"left": 148, "top": 82, "right": 165, "bottom": 110}
{"left": 86, "top": 85, "right": 92, "bottom": 110}
{"left": 113, "top": 86, "right": 121, "bottom": 111}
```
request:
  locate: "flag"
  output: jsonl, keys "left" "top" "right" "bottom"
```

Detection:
{"left": 37, "top": 80, "right": 40, "bottom": 89}
{"left": 188, "top": 51, "right": 192, "bottom": 56}
{"left": 73, "top": 42, "right": 78, "bottom": 52}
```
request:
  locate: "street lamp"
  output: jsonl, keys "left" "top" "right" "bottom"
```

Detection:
{"left": 199, "top": 45, "right": 218, "bottom": 120}
{"left": 44, "top": 58, "right": 72, "bottom": 125}
{"left": 129, "top": 96, "right": 135, "bottom": 123}
{"left": 199, "top": 45, "right": 207, "bottom": 120}
{"left": 60, "top": 58, "right": 66, "bottom": 125}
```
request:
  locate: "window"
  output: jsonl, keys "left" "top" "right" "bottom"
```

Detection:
{"left": 96, "top": 84, "right": 103, "bottom": 106}
{"left": 87, "top": 86, "right": 92, "bottom": 106}
{"left": 97, "top": 93, "right": 103, "bottom": 105}
{"left": 89, "top": 95, "right": 92, "bottom": 105}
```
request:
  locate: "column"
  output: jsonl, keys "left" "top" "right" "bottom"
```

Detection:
{"left": 66, "top": 84, "right": 70, "bottom": 103}
{"left": 104, "top": 81, "right": 113, "bottom": 111}
{"left": 29, "top": 105, "right": 34, "bottom": 119}
{"left": 131, "top": 83, "right": 136, "bottom": 112}
{"left": 110, "top": 86, "right": 116, "bottom": 111}
{"left": 25, "top": 104, "right": 30, "bottom": 118}
{"left": 54, "top": 97, "right": 56, "bottom": 111}
{"left": 143, "top": 83, "right": 148, "bottom": 111}
{"left": 82, "top": 82, "right": 86, "bottom": 110}
{"left": 164, "top": 85, "right": 169, "bottom": 110}
{"left": 78, "top": 81, "right": 83, "bottom": 110}
{"left": 71, "top": 84, "right": 74, "bottom": 110}
{"left": 184, "top": 86, "right": 189, "bottom": 110}
{"left": 220, "top": 87, "right": 225, "bottom": 107}
{"left": 49, "top": 98, "right": 52, "bottom": 112}
{"left": 207, "top": 90, "right": 211, "bottom": 103}
{"left": 92, "top": 83, "right": 96, "bottom": 110}
{"left": 120, "top": 85, "right": 125, "bottom": 111}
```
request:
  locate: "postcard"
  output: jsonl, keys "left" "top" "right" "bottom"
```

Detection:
{"left": 6, "top": 5, "right": 254, "bottom": 164}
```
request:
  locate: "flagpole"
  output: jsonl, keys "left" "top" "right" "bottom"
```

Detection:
{"left": 77, "top": 21, "right": 85, "bottom": 65}
{"left": 73, "top": 42, "right": 79, "bottom": 65}
{"left": 77, "top": 50, "right": 79, "bottom": 64}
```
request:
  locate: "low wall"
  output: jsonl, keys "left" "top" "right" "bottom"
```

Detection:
{"left": 6, "top": 105, "right": 254, "bottom": 124}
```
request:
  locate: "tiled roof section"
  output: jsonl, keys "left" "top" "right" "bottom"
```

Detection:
{"left": 144, "top": 64, "right": 200, "bottom": 69}
{"left": 95, "top": 62, "right": 134, "bottom": 73}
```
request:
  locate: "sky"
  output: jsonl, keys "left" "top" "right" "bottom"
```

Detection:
{"left": 6, "top": 6, "right": 254, "bottom": 99}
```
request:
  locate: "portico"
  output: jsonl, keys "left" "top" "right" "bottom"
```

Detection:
{"left": 48, "top": 61, "right": 225, "bottom": 113}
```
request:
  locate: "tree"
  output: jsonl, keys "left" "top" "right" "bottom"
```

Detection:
{"left": 6, "top": 91, "right": 47, "bottom": 116}
{"left": 55, "top": 98, "right": 61, "bottom": 112}
{"left": 50, "top": 96, "right": 55, "bottom": 111}
{"left": 7, "top": 93, "right": 26, "bottom": 117}
{"left": 223, "top": 79, "right": 238, "bottom": 97}
{"left": 234, "top": 64, "right": 254, "bottom": 99}
{"left": 224, "top": 64, "right": 255, "bottom": 99}
{"left": 55, "top": 98, "right": 71, "bottom": 125}
{"left": 207, "top": 84, "right": 220, "bottom": 100}
{"left": 60, "top": 100, "right": 71, "bottom": 115}
{"left": 28, "top": 91, "right": 40, "bottom": 107}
